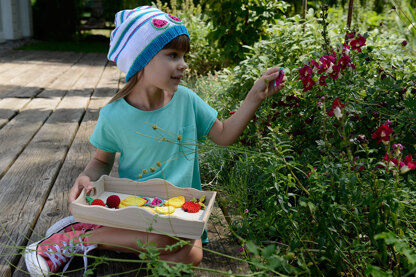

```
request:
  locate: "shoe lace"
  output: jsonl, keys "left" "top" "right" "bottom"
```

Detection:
{"left": 45, "top": 238, "right": 97, "bottom": 275}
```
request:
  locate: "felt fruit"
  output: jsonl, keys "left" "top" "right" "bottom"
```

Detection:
{"left": 165, "top": 196, "right": 185, "bottom": 208}
{"left": 152, "top": 18, "right": 168, "bottom": 29}
{"left": 182, "top": 200, "right": 201, "bottom": 213}
{"left": 141, "top": 206, "right": 156, "bottom": 214}
{"left": 106, "top": 195, "right": 120, "bottom": 209}
{"left": 166, "top": 14, "right": 182, "bottom": 23}
{"left": 274, "top": 68, "right": 285, "bottom": 87}
{"left": 155, "top": 206, "right": 176, "bottom": 215}
{"left": 148, "top": 197, "right": 164, "bottom": 207}
{"left": 119, "top": 196, "right": 148, "bottom": 208}
{"left": 91, "top": 199, "right": 105, "bottom": 206}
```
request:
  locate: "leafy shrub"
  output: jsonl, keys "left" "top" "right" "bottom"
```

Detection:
{"left": 196, "top": 5, "right": 416, "bottom": 275}
{"left": 202, "top": 0, "right": 290, "bottom": 66}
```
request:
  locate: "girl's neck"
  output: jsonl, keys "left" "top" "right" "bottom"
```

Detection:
{"left": 125, "top": 84, "right": 173, "bottom": 111}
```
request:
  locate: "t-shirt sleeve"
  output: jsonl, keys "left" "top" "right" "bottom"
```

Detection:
{"left": 188, "top": 88, "right": 218, "bottom": 141}
{"left": 90, "top": 108, "right": 120, "bottom": 153}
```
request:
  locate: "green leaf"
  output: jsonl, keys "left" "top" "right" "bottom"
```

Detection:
{"left": 261, "top": 244, "right": 276, "bottom": 258}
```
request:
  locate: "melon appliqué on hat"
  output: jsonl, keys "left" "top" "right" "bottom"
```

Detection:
{"left": 166, "top": 14, "right": 183, "bottom": 24}
{"left": 151, "top": 18, "right": 169, "bottom": 30}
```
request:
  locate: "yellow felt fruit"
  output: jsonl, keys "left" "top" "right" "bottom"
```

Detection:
{"left": 164, "top": 196, "right": 185, "bottom": 208}
{"left": 155, "top": 206, "right": 176, "bottom": 215}
{"left": 141, "top": 206, "right": 156, "bottom": 214}
{"left": 119, "top": 196, "right": 148, "bottom": 208}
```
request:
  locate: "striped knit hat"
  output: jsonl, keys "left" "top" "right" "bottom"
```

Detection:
{"left": 108, "top": 6, "right": 190, "bottom": 82}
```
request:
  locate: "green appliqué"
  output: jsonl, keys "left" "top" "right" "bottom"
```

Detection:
{"left": 165, "top": 14, "right": 183, "bottom": 24}
{"left": 151, "top": 18, "right": 169, "bottom": 30}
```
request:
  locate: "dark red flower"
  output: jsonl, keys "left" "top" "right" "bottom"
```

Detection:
{"left": 327, "top": 97, "right": 345, "bottom": 119}
{"left": 311, "top": 60, "right": 320, "bottom": 69}
{"left": 350, "top": 36, "right": 366, "bottom": 52}
{"left": 402, "top": 155, "right": 416, "bottom": 173}
{"left": 342, "top": 43, "right": 351, "bottom": 54}
{"left": 371, "top": 121, "right": 393, "bottom": 144}
{"left": 402, "top": 40, "right": 408, "bottom": 46}
{"left": 346, "top": 31, "right": 356, "bottom": 39}
{"left": 329, "top": 64, "right": 342, "bottom": 80}
{"left": 299, "top": 65, "right": 313, "bottom": 80}
{"left": 302, "top": 78, "right": 315, "bottom": 92}
{"left": 338, "top": 54, "right": 351, "bottom": 69}
{"left": 319, "top": 75, "right": 329, "bottom": 86}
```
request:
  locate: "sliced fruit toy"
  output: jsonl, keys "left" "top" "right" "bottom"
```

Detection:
{"left": 155, "top": 206, "right": 176, "bottom": 215}
{"left": 91, "top": 199, "right": 105, "bottom": 206}
{"left": 165, "top": 196, "right": 185, "bottom": 208}
{"left": 119, "top": 196, "right": 148, "bottom": 208}
{"left": 182, "top": 200, "right": 201, "bottom": 213}
{"left": 148, "top": 197, "right": 164, "bottom": 207}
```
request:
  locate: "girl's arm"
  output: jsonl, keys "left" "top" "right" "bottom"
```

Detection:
{"left": 68, "top": 149, "right": 115, "bottom": 205}
{"left": 208, "top": 66, "right": 285, "bottom": 146}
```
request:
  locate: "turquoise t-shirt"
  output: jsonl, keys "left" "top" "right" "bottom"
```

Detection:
{"left": 90, "top": 85, "right": 218, "bottom": 191}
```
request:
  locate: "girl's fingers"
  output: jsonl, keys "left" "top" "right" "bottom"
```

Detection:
{"left": 264, "top": 66, "right": 281, "bottom": 76}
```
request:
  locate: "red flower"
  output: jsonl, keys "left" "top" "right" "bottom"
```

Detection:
{"left": 299, "top": 65, "right": 313, "bottom": 80}
{"left": 401, "top": 155, "right": 416, "bottom": 173}
{"left": 329, "top": 64, "right": 342, "bottom": 80}
{"left": 382, "top": 153, "right": 416, "bottom": 174}
{"left": 311, "top": 60, "right": 320, "bottom": 69}
{"left": 302, "top": 78, "right": 315, "bottom": 92}
{"left": 371, "top": 121, "right": 393, "bottom": 144}
{"left": 327, "top": 97, "right": 345, "bottom": 119}
{"left": 350, "top": 35, "right": 366, "bottom": 52}
{"left": 346, "top": 31, "right": 356, "bottom": 39}
{"left": 338, "top": 54, "right": 351, "bottom": 69}
{"left": 319, "top": 75, "right": 329, "bottom": 86}
{"left": 342, "top": 43, "right": 351, "bottom": 54}
{"left": 318, "top": 55, "right": 336, "bottom": 73}
{"left": 402, "top": 40, "right": 408, "bottom": 46}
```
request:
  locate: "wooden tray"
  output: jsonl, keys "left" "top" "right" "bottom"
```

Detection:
{"left": 71, "top": 175, "right": 217, "bottom": 240}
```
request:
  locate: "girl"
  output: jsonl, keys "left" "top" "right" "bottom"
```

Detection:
{"left": 25, "top": 5, "right": 285, "bottom": 276}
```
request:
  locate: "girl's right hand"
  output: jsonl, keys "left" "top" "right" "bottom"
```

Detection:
{"left": 68, "top": 175, "right": 94, "bottom": 207}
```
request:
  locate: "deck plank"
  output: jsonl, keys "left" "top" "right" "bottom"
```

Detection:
{"left": 0, "top": 97, "right": 61, "bottom": 178}
{"left": 0, "top": 51, "right": 79, "bottom": 97}
{"left": 13, "top": 62, "right": 116, "bottom": 276}
{"left": 0, "top": 95, "right": 91, "bottom": 277}
{"left": 0, "top": 98, "right": 31, "bottom": 129}
{"left": 4, "top": 52, "right": 83, "bottom": 98}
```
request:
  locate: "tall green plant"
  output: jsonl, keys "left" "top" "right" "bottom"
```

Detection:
{"left": 202, "top": 0, "right": 290, "bottom": 66}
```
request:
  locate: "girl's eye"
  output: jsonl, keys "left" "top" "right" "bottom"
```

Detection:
{"left": 169, "top": 53, "right": 177, "bottom": 58}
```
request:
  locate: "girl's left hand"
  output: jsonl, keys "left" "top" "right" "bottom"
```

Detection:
{"left": 250, "top": 66, "right": 286, "bottom": 101}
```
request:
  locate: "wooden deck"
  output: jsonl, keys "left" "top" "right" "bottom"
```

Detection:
{"left": 0, "top": 50, "right": 248, "bottom": 276}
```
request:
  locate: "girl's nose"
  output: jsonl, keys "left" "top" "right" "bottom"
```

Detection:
{"left": 178, "top": 59, "right": 188, "bottom": 70}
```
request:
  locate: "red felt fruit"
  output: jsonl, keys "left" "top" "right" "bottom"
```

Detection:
{"left": 91, "top": 199, "right": 105, "bottom": 206}
{"left": 106, "top": 195, "right": 120, "bottom": 209}
{"left": 182, "top": 201, "right": 201, "bottom": 213}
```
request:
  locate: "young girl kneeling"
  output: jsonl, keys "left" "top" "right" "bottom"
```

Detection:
{"left": 25, "top": 5, "right": 285, "bottom": 276}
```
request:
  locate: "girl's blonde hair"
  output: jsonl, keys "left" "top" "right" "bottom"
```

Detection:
{"left": 109, "top": 35, "right": 190, "bottom": 104}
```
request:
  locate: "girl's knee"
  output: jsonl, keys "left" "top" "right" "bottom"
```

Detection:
{"left": 189, "top": 246, "right": 203, "bottom": 266}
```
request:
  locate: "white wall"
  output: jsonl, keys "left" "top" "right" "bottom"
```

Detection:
{"left": 0, "top": 1, "right": 4, "bottom": 43}
{"left": 0, "top": 0, "right": 32, "bottom": 42}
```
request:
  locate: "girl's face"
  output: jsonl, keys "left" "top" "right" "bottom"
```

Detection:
{"left": 142, "top": 48, "right": 188, "bottom": 93}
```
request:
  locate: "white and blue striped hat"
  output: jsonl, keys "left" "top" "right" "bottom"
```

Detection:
{"left": 108, "top": 6, "right": 190, "bottom": 82}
